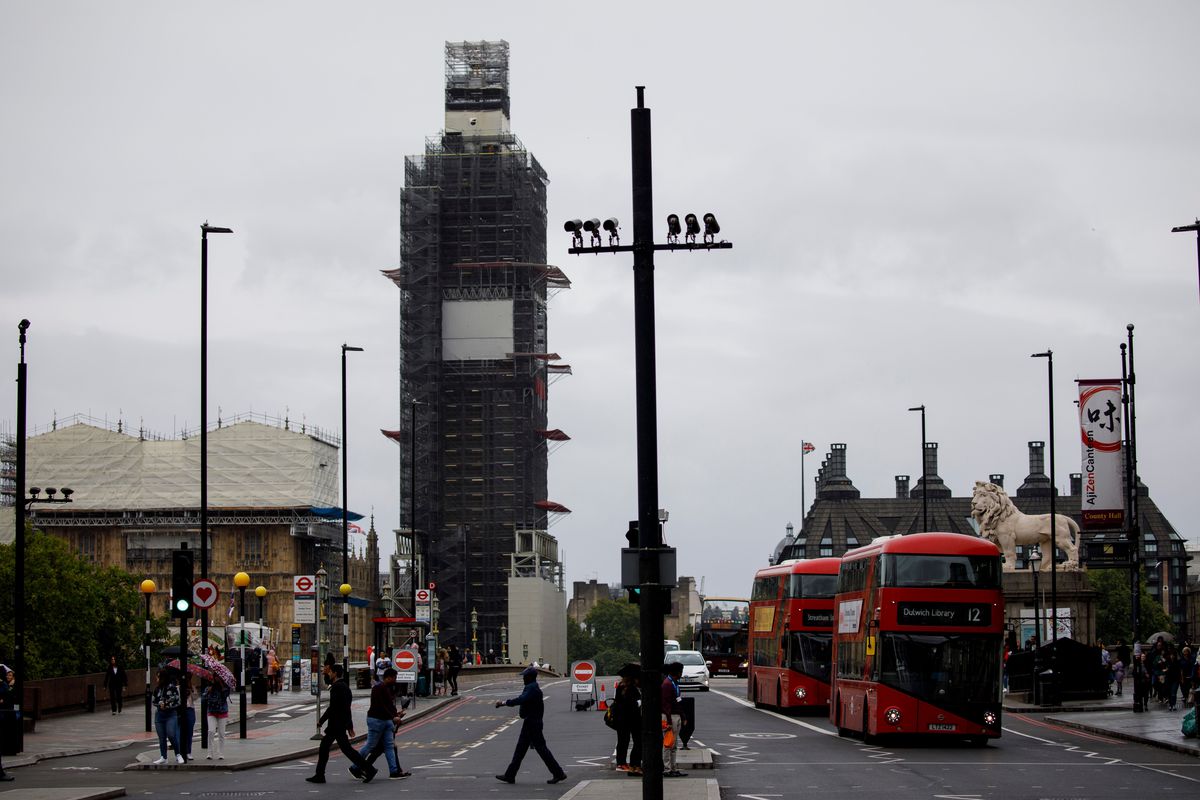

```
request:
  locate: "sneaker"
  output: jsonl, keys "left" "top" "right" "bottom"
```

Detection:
{"left": 389, "top": 771, "right": 412, "bottom": 779}
{"left": 626, "top": 767, "right": 643, "bottom": 777}
{"left": 176, "top": 755, "right": 185, "bottom": 764}
{"left": 153, "top": 757, "right": 168, "bottom": 765}
{"left": 665, "top": 770, "right": 688, "bottom": 777}
{"left": 548, "top": 774, "right": 567, "bottom": 784}
{"left": 615, "top": 764, "right": 630, "bottom": 771}
{"left": 495, "top": 774, "right": 515, "bottom": 784}
{"left": 349, "top": 766, "right": 363, "bottom": 780}
{"left": 362, "top": 766, "right": 378, "bottom": 784}
{"left": 305, "top": 775, "right": 326, "bottom": 783}
{"left": 0, "top": 774, "right": 13, "bottom": 782}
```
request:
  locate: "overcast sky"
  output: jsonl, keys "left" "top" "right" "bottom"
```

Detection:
{"left": 3, "top": 2, "right": 1197, "bottom": 599}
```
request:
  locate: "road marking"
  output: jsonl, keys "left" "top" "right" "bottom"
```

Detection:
{"left": 730, "top": 732, "right": 796, "bottom": 740}
{"left": 711, "top": 688, "right": 836, "bottom": 736}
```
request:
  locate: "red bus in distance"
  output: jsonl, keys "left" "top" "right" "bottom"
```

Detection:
{"left": 696, "top": 596, "right": 750, "bottom": 677}
{"left": 831, "top": 532, "right": 1004, "bottom": 745}
{"left": 748, "top": 557, "right": 840, "bottom": 711}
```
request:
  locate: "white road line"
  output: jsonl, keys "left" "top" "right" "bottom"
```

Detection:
{"left": 710, "top": 688, "right": 836, "bottom": 736}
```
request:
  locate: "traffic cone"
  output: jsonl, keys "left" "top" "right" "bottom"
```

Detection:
{"left": 597, "top": 683, "right": 608, "bottom": 711}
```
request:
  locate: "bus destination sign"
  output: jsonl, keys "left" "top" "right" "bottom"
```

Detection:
{"left": 896, "top": 602, "right": 991, "bottom": 627}
{"left": 802, "top": 610, "right": 834, "bottom": 627}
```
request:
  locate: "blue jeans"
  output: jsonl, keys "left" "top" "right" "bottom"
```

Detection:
{"left": 181, "top": 707, "right": 196, "bottom": 758}
{"left": 359, "top": 717, "right": 399, "bottom": 774}
{"left": 154, "top": 710, "right": 179, "bottom": 759}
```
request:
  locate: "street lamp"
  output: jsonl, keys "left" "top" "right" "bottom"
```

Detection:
{"left": 255, "top": 586, "right": 267, "bottom": 641}
{"left": 382, "top": 580, "right": 394, "bottom": 654}
{"left": 471, "top": 608, "right": 478, "bottom": 664}
{"left": 408, "top": 398, "right": 423, "bottom": 615}
{"left": 500, "top": 623, "right": 508, "bottom": 665}
{"left": 340, "top": 582, "right": 352, "bottom": 680}
{"left": 1030, "top": 352, "right": 1058, "bottom": 649}
{"left": 234, "top": 571, "right": 250, "bottom": 738}
{"left": 141, "top": 579, "right": 156, "bottom": 733}
{"left": 908, "top": 406, "right": 927, "bottom": 532}
{"left": 1028, "top": 545, "right": 1043, "bottom": 705}
{"left": 565, "top": 87, "right": 732, "bottom": 798}
{"left": 1170, "top": 218, "right": 1200, "bottom": 302}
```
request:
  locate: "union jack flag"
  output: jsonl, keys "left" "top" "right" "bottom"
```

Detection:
{"left": 802, "top": 441, "right": 815, "bottom": 455}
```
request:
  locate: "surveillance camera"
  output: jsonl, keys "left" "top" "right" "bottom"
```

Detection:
{"left": 469, "top": 117, "right": 478, "bottom": 126}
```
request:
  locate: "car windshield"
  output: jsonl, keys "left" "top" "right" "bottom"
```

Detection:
{"left": 666, "top": 653, "right": 705, "bottom": 666}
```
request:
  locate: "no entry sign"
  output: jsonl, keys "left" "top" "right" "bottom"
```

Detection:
{"left": 570, "top": 659, "right": 597, "bottom": 695}
{"left": 394, "top": 647, "right": 419, "bottom": 682}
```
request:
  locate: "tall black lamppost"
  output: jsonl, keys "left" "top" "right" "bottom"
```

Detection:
{"left": 565, "top": 87, "right": 732, "bottom": 800}
{"left": 341, "top": 343, "right": 362, "bottom": 675}
{"left": 1170, "top": 218, "right": 1200, "bottom": 301}
{"left": 200, "top": 221, "right": 232, "bottom": 746}
{"left": 1031, "top": 351, "right": 1057, "bottom": 648}
{"left": 234, "top": 571, "right": 250, "bottom": 738}
{"left": 1029, "top": 544, "right": 1043, "bottom": 705}
{"left": 408, "top": 398, "right": 422, "bottom": 614}
{"left": 13, "top": 319, "right": 29, "bottom": 754}
{"left": 908, "top": 405, "right": 927, "bottom": 532}
{"left": 141, "top": 579, "right": 156, "bottom": 733}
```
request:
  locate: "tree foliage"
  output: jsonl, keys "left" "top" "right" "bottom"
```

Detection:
{"left": 1089, "top": 567, "right": 1174, "bottom": 644}
{"left": 0, "top": 526, "right": 161, "bottom": 678}
{"left": 566, "top": 598, "right": 642, "bottom": 675}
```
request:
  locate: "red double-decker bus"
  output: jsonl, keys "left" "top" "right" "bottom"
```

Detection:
{"left": 831, "top": 532, "right": 1004, "bottom": 744}
{"left": 748, "top": 557, "right": 841, "bottom": 711}
{"left": 696, "top": 597, "right": 750, "bottom": 677}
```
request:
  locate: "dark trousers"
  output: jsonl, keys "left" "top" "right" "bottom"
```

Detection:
{"left": 109, "top": 688, "right": 124, "bottom": 713}
{"left": 448, "top": 668, "right": 460, "bottom": 694}
{"left": 314, "top": 727, "right": 372, "bottom": 776}
{"left": 615, "top": 723, "right": 641, "bottom": 767}
{"left": 503, "top": 718, "right": 564, "bottom": 780}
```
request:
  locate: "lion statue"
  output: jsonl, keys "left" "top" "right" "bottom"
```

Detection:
{"left": 971, "top": 481, "right": 1080, "bottom": 572}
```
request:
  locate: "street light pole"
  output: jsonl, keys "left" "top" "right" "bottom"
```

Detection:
{"left": 200, "top": 221, "right": 231, "bottom": 748}
{"left": 908, "top": 405, "right": 927, "bottom": 532}
{"left": 340, "top": 582, "right": 352, "bottom": 684}
{"left": 234, "top": 571, "right": 250, "bottom": 738}
{"left": 1029, "top": 545, "right": 1043, "bottom": 705}
{"left": 1170, "top": 218, "right": 1200, "bottom": 302}
{"left": 141, "top": 579, "right": 156, "bottom": 733}
{"left": 1031, "top": 352, "right": 1057, "bottom": 648}
{"left": 341, "top": 343, "right": 363, "bottom": 677}
{"left": 314, "top": 566, "right": 327, "bottom": 736}
{"left": 409, "top": 398, "right": 420, "bottom": 613}
{"left": 13, "top": 320, "right": 29, "bottom": 753}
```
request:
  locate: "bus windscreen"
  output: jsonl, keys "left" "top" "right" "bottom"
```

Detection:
{"left": 880, "top": 554, "right": 1001, "bottom": 589}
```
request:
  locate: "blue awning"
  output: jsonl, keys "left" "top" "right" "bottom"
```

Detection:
{"left": 310, "top": 506, "right": 365, "bottom": 522}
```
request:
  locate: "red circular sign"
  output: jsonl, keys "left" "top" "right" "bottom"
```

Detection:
{"left": 295, "top": 576, "right": 313, "bottom": 592}
{"left": 572, "top": 661, "right": 595, "bottom": 683}
{"left": 394, "top": 650, "right": 417, "bottom": 671}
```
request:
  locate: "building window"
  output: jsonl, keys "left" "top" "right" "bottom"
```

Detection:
{"left": 820, "top": 547, "right": 833, "bottom": 557}
{"left": 77, "top": 532, "right": 97, "bottom": 563}
{"left": 238, "top": 531, "right": 266, "bottom": 567}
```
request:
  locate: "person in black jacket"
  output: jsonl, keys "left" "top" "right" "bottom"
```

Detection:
{"left": 307, "top": 663, "right": 376, "bottom": 784}
{"left": 494, "top": 667, "right": 567, "bottom": 785}
{"left": 612, "top": 664, "right": 642, "bottom": 775}
{"left": 0, "top": 664, "right": 14, "bottom": 781}
{"left": 103, "top": 655, "right": 128, "bottom": 715}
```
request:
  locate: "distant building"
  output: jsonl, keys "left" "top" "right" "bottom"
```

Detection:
{"left": 4, "top": 415, "right": 378, "bottom": 663}
{"left": 568, "top": 577, "right": 701, "bottom": 645}
{"left": 381, "top": 41, "right": 570, "bottom": 658}
{"left": 784, "top": 441, "right": 1192, "bottom": 634}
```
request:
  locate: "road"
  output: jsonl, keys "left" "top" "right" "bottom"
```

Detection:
{"left": 12, "top": 676, "right": 1200, "bottom": 799}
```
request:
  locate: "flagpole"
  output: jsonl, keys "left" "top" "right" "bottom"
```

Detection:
{"left": 800, "top": 440, "right": 806, "bottom": 536}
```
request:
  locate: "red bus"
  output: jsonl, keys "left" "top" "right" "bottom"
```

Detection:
{"left": 830, "top": 532, "right": 1004, "bottom": 744}
{"left": 696, "top": 597, "right": 750, "bottom": 677}
{"left": 748, "top": 557, "right": 841, "bottom": 711}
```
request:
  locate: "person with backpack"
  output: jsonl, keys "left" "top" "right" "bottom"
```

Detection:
{"left": 611, "top": 664, "right": 642, "bottom": 776}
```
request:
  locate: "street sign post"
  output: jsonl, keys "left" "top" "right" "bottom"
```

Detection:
{"left": 293, "top": 574, "right": 316, "bottom": 624}
{"left": 569, "top": 659, "right": 598, "bottom": 710}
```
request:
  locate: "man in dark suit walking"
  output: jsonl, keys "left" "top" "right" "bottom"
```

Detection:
{"left": 494, "top": 666, "right": 567, "bottom": 785}
{"left": 307, "top": 663, "right": 376, "bottom": 784}
{"left": 103, "top": 655, "right": 128, "bottom": 715}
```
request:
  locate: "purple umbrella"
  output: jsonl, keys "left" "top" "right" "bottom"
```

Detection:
{"left": 201, "top": 652, "right": 237, "bottom": 689}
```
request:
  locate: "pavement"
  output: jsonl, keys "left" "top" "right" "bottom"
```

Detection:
{"left": 1, "top": 681, "right": 1193, "bottom": 800}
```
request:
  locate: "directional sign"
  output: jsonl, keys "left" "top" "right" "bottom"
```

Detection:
{"left": 192, "top": 579, "right": 219, "bottom": 609}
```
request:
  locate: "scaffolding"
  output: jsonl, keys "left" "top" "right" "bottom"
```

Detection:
{"left": 382, "top": 41, "right": 567, "bottom": 647}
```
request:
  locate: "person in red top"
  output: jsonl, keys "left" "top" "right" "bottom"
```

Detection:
{"left": 661, "top": 661, "right": 686, "bottom": 778}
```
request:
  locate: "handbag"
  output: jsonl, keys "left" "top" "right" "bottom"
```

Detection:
{"left": 603, "top": 705, "right": 618, "bottom": 730}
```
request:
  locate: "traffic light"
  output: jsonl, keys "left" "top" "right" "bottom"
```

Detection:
{"left": 625, "top": 521, "right": 639, "bottom": 604}
{"left": 171, "top": 547, "right": 194, "bottom": 618}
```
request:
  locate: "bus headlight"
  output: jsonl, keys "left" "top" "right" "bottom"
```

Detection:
{"left": 983, "top": 710, "right": 998, "bottom": 726}
{"left": 794, "top": 687, "right": 807, "bottom": 700}
{"left": 884, "top": 707, "right": 902, "bottom": 725}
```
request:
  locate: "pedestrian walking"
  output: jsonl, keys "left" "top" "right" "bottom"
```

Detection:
{"left": 1132, "top": 652, "right": 1152, "bottom": 713}
{"left": 152, "top": 670, "right": 182, "bottom": 764}
{"left": 266, "top": 648, "right": 279, "bottom": 693}
{"left": 1164, "top": 652, "right": 1182, "bottom": 712}
{"left": 612, "top": 663, "right": 642, "bottom": 775}
{"left": 306, "top": 663, "right": 376, "bottom": 784}
{"left": 447, "top": 644, "right": 462, "bottom": 696}
{"left": 494, "top": 666, "right": 567, "bottom": 785}
{"left": 103, "top": 655, "right": 128, "bottom": 714}
{"left": 350, "top": 667, "right": 412, "bottom": 780}
{"left": 1112, "top": 657, "right": 1126, "bottom": 697}
{"left": 202, "top": 678, "right": 230, "bottom": 759}
{"left": 0, "top": 664, "right": 15, "bottom": 781}
{"left": 661, "top": 661, "right": 686, "bottom": 777}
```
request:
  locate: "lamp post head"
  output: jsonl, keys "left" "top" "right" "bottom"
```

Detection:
{"left": 1028, "top": 546, "right": 1042, "bottom": 569}
{"left": 1031, "top": 351, "right": 1052, "bottom": 360}
{"left": 342, "top": 344, "right": 364, "bottom": 353}
{"left": 255, "top": 585, "right": 267, "bottom": 598}
{"left": 234, "top": 571, "right": 250, "bottom": 589}
{"left": 141, "top": 579, "right": 157, "bottom": 595}
{"left": 339, "top": 583, "right": 352, "bottom": 597}
{"left": 201, "top": 222, "right": 233, "bottom": 235}
{"left": 19, "top": 319, "right": 30, "bottom": 333}
{"left": 908, "top": 405, "right": 924, "bottom": 413}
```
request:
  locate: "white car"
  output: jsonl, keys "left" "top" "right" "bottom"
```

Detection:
{"left": 664, "top": 650, "right": 710, "bottom": 691}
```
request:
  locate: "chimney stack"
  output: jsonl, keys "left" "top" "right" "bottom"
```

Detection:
{"left": 895, "top": 475, "right": 910, "bottom": 498}
{"left": 989, "top": 473, "right": 1004, "bottom": 488}
{"left": 910, "top": 442, "right": 952, "bottom": 499}
{"left": 1016, "top": 441, "right": 1055, "bottom": 497}
{"left": 815, "top": 443, "right": 861, "bottom": 500}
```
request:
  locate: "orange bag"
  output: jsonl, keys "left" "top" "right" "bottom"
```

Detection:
{"left": 662, "top": 721, "right": 676, "bottom": 748}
